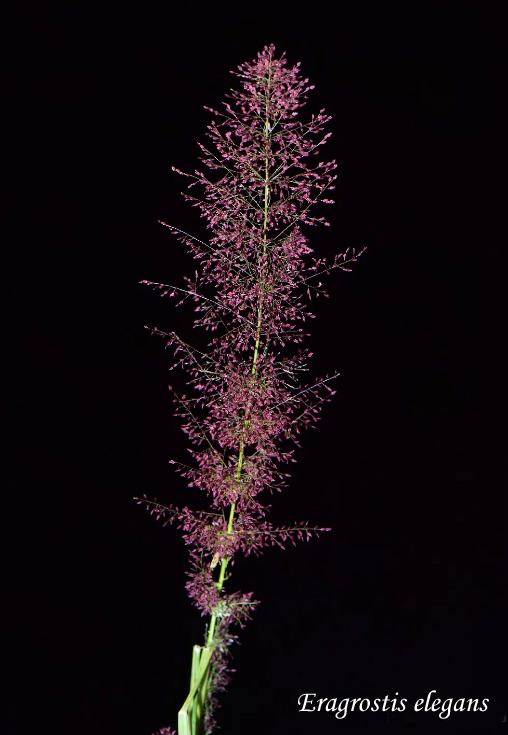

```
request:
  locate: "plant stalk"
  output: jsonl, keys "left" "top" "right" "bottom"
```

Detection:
{"left": 178, "top": 55, "right": 273, "bottom": 735}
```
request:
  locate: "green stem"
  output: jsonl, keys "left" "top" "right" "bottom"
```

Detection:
{"left": 180, "top": 52, "right": 273, "bottom": 735}
{"left": 205, "top": 55, "right": 272, "bottom": 649}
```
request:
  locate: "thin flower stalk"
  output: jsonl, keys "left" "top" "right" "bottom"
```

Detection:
{"left": 139, "top": 44, "right": 366, "bottom": 735}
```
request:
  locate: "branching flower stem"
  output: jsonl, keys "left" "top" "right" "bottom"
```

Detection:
{"left": 207, "top": 60, "right": 273, "bottom": 648}
{"left": 139, "top": 45, "right": 366, "bottom": 735}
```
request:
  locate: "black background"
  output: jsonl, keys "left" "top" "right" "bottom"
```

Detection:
{"left": 4, "top": 1, "right": 506, "bottom": 733}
